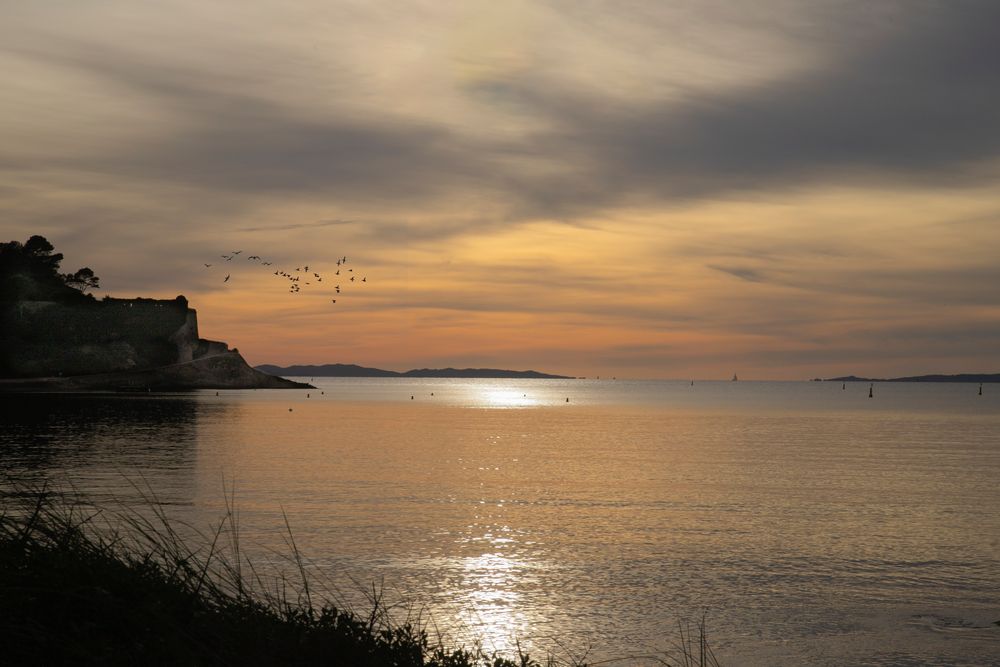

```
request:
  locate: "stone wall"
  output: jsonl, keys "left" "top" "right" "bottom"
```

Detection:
{"left": 0, "top": 295, "right": 205, "bottom": 377}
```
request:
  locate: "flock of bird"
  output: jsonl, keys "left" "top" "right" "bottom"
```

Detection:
{"left": 204, "top": 249, "right": 367, "bottom": 305}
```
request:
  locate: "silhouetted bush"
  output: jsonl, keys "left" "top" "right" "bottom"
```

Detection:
{"left": 0, "top": 486, "right": 719, "bottom": 667}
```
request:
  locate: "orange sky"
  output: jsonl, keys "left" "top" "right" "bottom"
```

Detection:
{"left": 3, "top": 2, "right": 999, "bottom": 379}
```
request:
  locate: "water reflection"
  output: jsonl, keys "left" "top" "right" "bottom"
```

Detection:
{"left": 479, "top": 389, "right": 541, "bottom": 409}
{"left": 457, "top": 550, "right": 531, "bottom": 653}
{"left": 0, "top": 394, "right": 217, "bottom": 505}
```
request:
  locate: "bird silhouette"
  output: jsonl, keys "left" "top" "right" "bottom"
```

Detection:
{"left": 361, "top": 277, "right": 366, "bottom": 282}
{"left": 224, "top": 274, "right": 230, "bottom": 282}
{"left": 350, "top": 276, "right": 355, "bottom": 282}
{"left": 232, "top": 250, "right": 242, "bottom": 255}
{"left": 204, "top": 263, "right": 212, "bottom": 267}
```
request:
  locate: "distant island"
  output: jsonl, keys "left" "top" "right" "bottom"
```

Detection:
{"left": 255, "top": 363, "right": 572, "bottom": 379}
{"left": 820, "top": 373, "right": 1000, "bottom": 383}
{"left": 1, "top": 235, "right": 309, "bottom": 391}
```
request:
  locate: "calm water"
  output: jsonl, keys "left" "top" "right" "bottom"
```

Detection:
{"left": 2, "top": 379, "right": 999, "bottom": 665}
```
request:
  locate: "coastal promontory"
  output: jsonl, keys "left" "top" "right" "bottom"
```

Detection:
{"left": 0, "top": 236, "right": 307, "bottom": 391}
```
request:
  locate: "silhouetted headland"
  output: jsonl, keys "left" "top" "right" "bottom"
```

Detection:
{"left": 824, "top": 373, "right": 1000, "bottom": 383}
{"left": 255, "top": 363, "right": 572, "bottom": 379}
{"left": 1, "top": 235, "right": 310, "bottom": 391}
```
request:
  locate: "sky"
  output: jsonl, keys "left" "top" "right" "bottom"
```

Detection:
{"left": 3, "top": 1, "right": 999, "bottom": 379}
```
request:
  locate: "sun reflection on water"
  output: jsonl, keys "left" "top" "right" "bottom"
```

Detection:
{"left": 456, "top": 549, "right": 531, "bottom": 654}
{"left": 479, "top": 389, "right": 540, "bottom": 408}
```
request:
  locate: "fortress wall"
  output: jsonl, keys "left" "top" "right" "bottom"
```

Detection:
{"left": 0, "top": 295, "right": 200, "bottom": 377}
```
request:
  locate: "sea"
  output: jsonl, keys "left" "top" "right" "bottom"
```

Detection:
{"left": 2, "top": 378, "right": 999, "bottom": 666}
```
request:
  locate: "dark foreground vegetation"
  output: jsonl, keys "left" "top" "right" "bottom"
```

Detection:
{"left": 0, "top": 488, "right": 719, "bottom": 667}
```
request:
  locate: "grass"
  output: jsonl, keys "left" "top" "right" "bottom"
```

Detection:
{"left": 0, "top": 485, "right": 720, "bottom": 667}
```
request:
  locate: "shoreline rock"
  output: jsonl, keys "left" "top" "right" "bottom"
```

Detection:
{"left": 0, "top": 350, "right": 312, "bottom": 392}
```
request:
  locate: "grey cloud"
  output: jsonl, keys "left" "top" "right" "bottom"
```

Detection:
{"left": 708, "top": 264, "right": 765, "bottom": 283}
{"left": 513, "top": 3, "right": 1000, "bottom": 206}
{"left": 237, "top": 219, "right": 357, "bottom": 232}
{"left": 7, "top": 3, "right": 1000, "bottom": 228}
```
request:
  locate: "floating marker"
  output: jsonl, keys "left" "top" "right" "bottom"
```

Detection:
{"left": 869, "top": 384, "right": 873, "bottom": 398}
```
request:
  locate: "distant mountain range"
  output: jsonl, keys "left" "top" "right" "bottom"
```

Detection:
{"left": 255, "top": 363, "right": 572, "bottom": 379}
{"left": 822, "top": 373, "right": 1000, "bottom": 383}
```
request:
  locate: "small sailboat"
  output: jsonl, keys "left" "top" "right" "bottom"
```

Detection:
{"left": 731, "top": 373, "right": 738, "bottom": 382}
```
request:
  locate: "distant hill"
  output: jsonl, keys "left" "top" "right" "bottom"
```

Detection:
{"left": 255, "top": 363, "right": 572, "bottom": 379}
{"left": 826, "top": 373, "right": 1000, "bottom": 383}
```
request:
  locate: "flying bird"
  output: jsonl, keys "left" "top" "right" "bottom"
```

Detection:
{"left": 224, "top": 274, "right": 230, "bottom": 282}
{"left": 232, "top": 250, "right": 242, "bottom": 255}
{"left": 204, "top": 263, "right": 212, "bottom": 267}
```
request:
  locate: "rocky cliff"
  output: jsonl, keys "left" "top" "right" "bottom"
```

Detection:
{"left": 0, "top": 295, "right": 308, "bottom": 391}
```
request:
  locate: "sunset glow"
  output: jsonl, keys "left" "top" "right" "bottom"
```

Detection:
{"left": 4, "top": 2, "right": 998, "bottom": 379}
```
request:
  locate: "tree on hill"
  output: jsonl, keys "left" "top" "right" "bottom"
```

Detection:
{"left": 0, "top": 235, "right": 100, "bottom": 301}
{"left": 63, "top": 267, "right": 100, "bottom": 294}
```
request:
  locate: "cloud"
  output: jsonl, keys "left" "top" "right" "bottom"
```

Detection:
{"left": 237, "top": 219, "right": 358, "bottom": 233}
{"left": 5, "top": 3, "right": 1000, "bottom": 225}
{"left": 3, "top": 2, "right": 1000, "bottom": 377}
{"left": 509, "top": 3, "right": 1000, "bottom": 209}
{"left": 708, "top": 265, "right": 766, "bottom": 283}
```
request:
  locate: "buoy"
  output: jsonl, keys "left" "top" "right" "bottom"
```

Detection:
{"left": 566, "top": 397, "right": 570, "bottom": 403}
{"left": 869, "top": 384, "right": 873, "bottom": 398}
{"left": 411, "top": 395, "right": 414, "bottom": 400}
{"left": 842, "top": 383, "right": 845, "bottom": 390}
{"left": 980, "top": 383, "right": 983, "bottom": 396}
{"left": 307, "top": 393, "right": 310, "bottom": 398}
{"left": 288, "top": 408, "right": 293, "bottom": 412}
{"left": 215, "top": 391, "right": 219, "bottom": 396}
{"left": 321, "top": 391, "right": 324, "bottom": 395}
